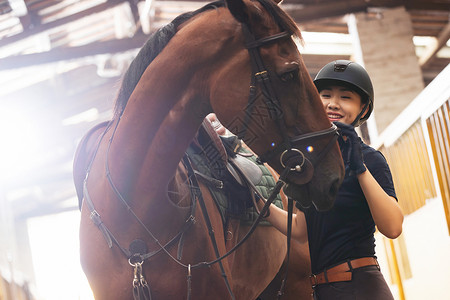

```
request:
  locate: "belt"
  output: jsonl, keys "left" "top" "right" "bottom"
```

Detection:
{"left": 310, "top": 257, "right": 379, "bottom": 286}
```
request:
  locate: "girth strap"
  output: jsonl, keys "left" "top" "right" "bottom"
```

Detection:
{"left": 183, "top": 155, "right": 236, "bottom": 300}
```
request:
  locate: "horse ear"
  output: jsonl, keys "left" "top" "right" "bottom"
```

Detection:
{"left": 226, "top": 0, "right": 249, "bottom": 23}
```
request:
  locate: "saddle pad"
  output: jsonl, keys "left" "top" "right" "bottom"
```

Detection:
{"left": 186, "top": 142, "right": 283, "bottom": 227}
{"left": 237, "top": 148, "right": 283, "bottom": 226}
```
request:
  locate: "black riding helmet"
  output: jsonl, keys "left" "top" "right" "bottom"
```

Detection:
{"left": 313, "top": 60, "right": 374, "bottom": 126}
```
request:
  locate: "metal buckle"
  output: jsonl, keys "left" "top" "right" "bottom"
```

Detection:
{"left": 186, "top": 214, "right": 196, "bottom": 224}
{"left": 216, "top": 180, "right": 224, "bottom": 189}
{"left": 90, "top": 210, "right": 100, "bottom": 220}
{"left": 310, "top": 274, "right": 318, "bottom": 287}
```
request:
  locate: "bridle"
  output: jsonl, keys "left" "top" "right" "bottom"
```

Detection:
{"left": 240, "top": 22, "right": 338, "bottom": 182}
{"left": 82, "top": 8, "right": 340, "bottom": 300}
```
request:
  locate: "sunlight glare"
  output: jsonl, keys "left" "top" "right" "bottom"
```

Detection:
{"left": 0, "top": 108, "right": 41, "bottom": 177}
{"left": 27, "top": 211, "right": 94, "bottom": 300}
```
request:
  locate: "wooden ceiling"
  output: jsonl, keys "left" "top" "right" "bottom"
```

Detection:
{"left": 0, "top": 0, "right": 449, "bottom": 218}
{"left": 1, "top": 0, "right": 449, "bottom": 78}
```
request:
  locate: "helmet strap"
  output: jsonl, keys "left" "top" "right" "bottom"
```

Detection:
{"left": 351, "top": 102, "right": 369, "bottom": 127}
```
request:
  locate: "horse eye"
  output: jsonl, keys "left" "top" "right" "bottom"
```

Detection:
{"left": 280, "top": 71, "right": 295, "bottom": 82}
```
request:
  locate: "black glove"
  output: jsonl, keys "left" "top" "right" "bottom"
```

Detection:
{"left": 334, "top": 122, "right": 366, "bottom": 175}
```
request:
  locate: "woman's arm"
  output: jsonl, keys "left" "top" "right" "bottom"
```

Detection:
{"left": 334, "top": 122, "right": 404, "bottom": 239}
{"left": 358, "top": 169, "right": 404, "bottom": 239}
{"left": 256, "top": 199, "right": 309, "bottom": 244}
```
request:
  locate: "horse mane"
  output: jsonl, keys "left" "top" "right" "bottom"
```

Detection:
{"left": 113, "top": 1, "right": 226, "bottom": 118}
{"left": 112, "top": 0, "right": 301, "bottom": 118}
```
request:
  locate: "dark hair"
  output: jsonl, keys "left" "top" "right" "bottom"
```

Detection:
{"left": 316, "top": 80, "right": 369, "bottom": 104}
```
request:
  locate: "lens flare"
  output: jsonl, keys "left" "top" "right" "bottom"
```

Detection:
{"left": 306, "top": 146, "right": 314, "bottom": 153}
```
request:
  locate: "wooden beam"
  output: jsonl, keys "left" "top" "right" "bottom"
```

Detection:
{"left": 0, "top": 0, "right": 128, "bottom": 48}
{"left": 289, "top": 0, "right": 449, "bottom": 12}
{"left": 282, "top": 1, "right": 367, "bottom": 23}
{"left": 281, "top": 0, "right": 449, "bottom": 24}
{"left": 0, "top": 31, "right": 351, "bottom": 77}
{"left": 127, "top": 0, "right": 142, "bottom": 28}
{"left": 0, "top": 1, "right": 12, "bottom": 14}
{"left": 282, "top": 0, "right": 407, "bottom": 23}
{"left": 0, "top": 33, "right": 150, "bottom": 70}
{"left": 419, "top": 21, "right": 450, "bottom": 67}
{"left": 406, "top": 0, "right": 450, "bottom": 11}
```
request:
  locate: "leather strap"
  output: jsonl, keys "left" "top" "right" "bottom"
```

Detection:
{"left": 245, "top": 31, "right": 290, "bottom": 48}
{"left": 310, "top": 257, "right": 379, "bottom": 286}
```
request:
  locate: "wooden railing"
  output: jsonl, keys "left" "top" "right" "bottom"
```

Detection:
{"left": 0, "top": 274, "right": 33, "bottom": 300}
{"left": 379, "top": 121, "right": 436, "bottom": 215}
{"left": 373, "top": 64, "right": 450, "bottom": 299}
{"left": 426, "top": 100, "right": 450, "bottom": 233}
{"left": 375, "top": 64, "right": 450, "bottom": 232}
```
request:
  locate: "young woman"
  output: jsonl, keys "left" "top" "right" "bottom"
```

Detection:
{"left": 259, "top": 60, "right": 404, "bottom": 300}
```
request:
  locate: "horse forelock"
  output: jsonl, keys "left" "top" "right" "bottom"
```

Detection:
{"left": 113, "top": 1, "right": 227, "bottom": 118}
{"left": 253, "top": 0, "right": 301, "bottom": 40}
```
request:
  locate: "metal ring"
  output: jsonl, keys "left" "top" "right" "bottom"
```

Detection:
{"left": 128, "top": 255, "right": 143, "bottom": 267}
{"left": 226, "top": 230, "right": 233, "bottom": 241}
{"left": 280, "top": 148, "right": 305, "bottom": 171}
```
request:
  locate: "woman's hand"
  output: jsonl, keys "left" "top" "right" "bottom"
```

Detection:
{"left": 334, "top": 122, "right": 366, "bottom": 175}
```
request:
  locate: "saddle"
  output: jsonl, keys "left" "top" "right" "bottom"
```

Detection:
{"left": 73, "top": 121, "right": 111, "bottom": 210}
{"left": 187, "top": 118, "right": 283, "bottom": 226}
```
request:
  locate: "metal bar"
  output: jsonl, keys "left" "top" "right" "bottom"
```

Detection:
{"left": 389, "top": 239, "right": 405, "bottom": 300}
{"left": 0, "top": 0, "right": 128, "bottom": 48}
{"left": 0, "top": 33, "right": 149, "bottom": 70}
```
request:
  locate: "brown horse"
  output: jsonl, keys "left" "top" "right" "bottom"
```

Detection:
{"left": 75, "top": 0, "right": 344, "bottom": 298}
{"left": 74, "top": 121, "right": 314, "bottom": 300}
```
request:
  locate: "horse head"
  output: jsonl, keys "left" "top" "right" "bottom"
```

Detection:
{"left": 210, "top": 0, "right": 345, "bottom": 211}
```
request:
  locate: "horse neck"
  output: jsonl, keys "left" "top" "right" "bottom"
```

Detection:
{"left": 106, "top": 16, "right": 239, "bottom": 213}
{"left": 107, "top": 96, "right": 206, "bottom": 213}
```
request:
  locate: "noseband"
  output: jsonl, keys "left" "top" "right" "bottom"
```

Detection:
{"left": 240, "top": 23, "right": 338, "bottom": 181}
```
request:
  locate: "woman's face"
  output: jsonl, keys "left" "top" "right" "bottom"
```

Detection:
{"left": 319, "top": 85, "right": 365, "bottom": 125}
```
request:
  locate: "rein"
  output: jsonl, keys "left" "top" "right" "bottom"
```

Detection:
{"left": 81, "top": 113, "right": 285, "bottom": 299}
{"left": 83, "top": 118, "right": 198, "bottom": 263}
{"left": 239, "top": 15, "right": 338, "bottom": 298}
{"left": 82, "top": 116, "right": 290, "bottom": 298}
{"left": 82, "top": 118, "right": 198, "bottom": 300}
